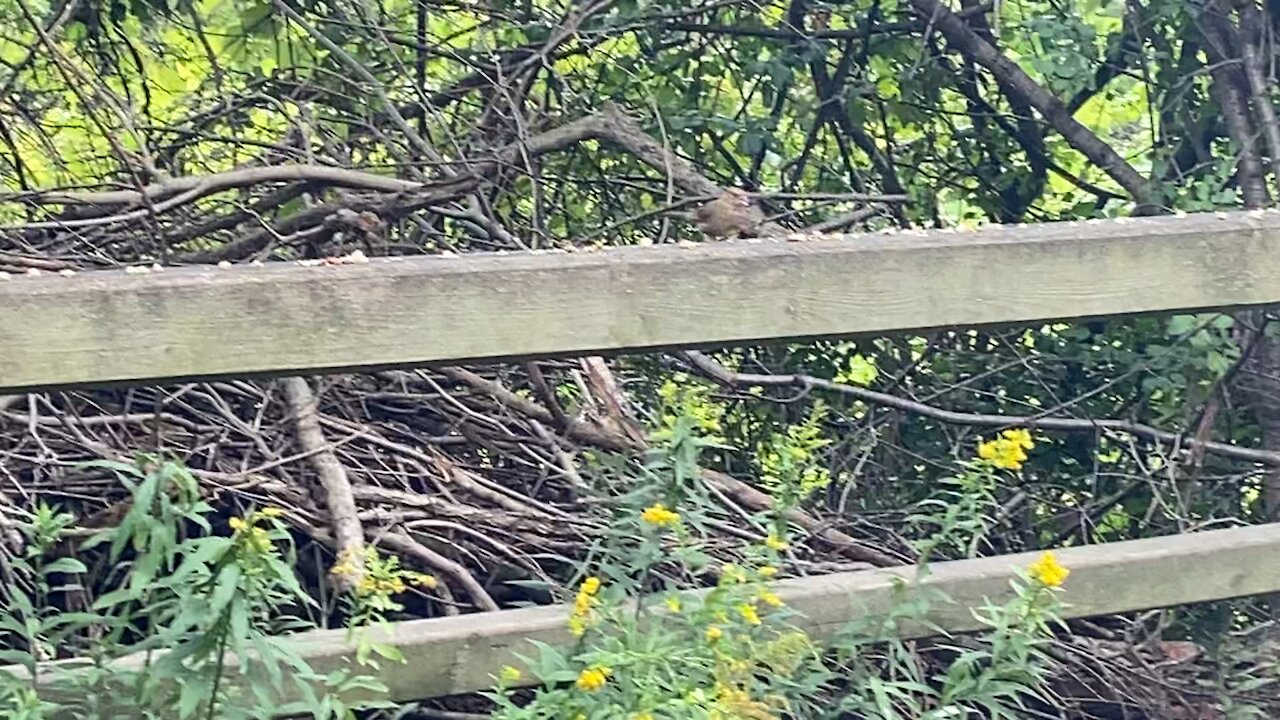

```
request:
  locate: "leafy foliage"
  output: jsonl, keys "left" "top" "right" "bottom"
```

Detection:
{"left": 0, "top": 457, "right": 391, "bottom": 720}
{"left": 3, "top": 0, "right": 1280, "bottom": 716}
{"left": 487, "top": 406, "right": 1069, "bottom": 719}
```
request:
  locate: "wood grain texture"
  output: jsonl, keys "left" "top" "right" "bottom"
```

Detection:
{"left": 301, "top": 522, "right": 1280, "bottom": 703}
{"left": 4, "top": 210, "right": 1280, "bottom": 391}
{"left": 19, "top": 522, "right": 1280, "bottom": 709}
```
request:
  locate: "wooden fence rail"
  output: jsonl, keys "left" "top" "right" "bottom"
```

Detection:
{"left": 4, "top": 210, "right": 1280, "bottom": 392}
{"left": 238, "top": 523, "right": 1280, "bottom": 703}
{"left": 14, "top": 523, "right": 1280, "bottom": 706}
{"left": 4, "top": 210, "right": 1280, "bottom": 711}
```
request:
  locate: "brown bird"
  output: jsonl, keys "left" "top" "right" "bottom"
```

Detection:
{"left": 693, "top": 188, "right": 767, "bottom": 239}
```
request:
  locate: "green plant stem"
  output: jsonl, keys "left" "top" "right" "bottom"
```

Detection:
{"left": 205, "top": 626, "right": 230, "bottom": 720}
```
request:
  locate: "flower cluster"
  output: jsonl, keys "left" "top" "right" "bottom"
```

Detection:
{"left": 329, "top": 548, "right": 361, "bottom": 586}
{"left": 707, "top": 681, "right": 786, "bottom": 720}
{"left": 334, "top": 546, "right": 437, "bottom": 606}
{"left": 569, "top": 576, "right": 602, "bottom": 637}
{"left": 228, "top": 507, "right": 283, "bottom": 556}
{"left": 720, "top": 563, "right": 749, "bottom": 586}
{"left": 1027, "top": 551, "right": 1069, "bottom": 588}
{"left": 575, "top": 665, "right": 611, "bottom": 691}
{"left": 358, "top": 574, "right": 412, "bottom": 597}
{"left": 757, "top": 589, "right": 784, "bottom": 609}
{"left": 641, "top": 503, "right": 680, "bottom": 528}
{"left": 758, "top": 401, "right": 832, "bottom": 502}
{"left": 976, "top": 428, "right": 1035, "bottom": 471}
{"left": 656, "top": 375, "right": 725, "bottom": 435}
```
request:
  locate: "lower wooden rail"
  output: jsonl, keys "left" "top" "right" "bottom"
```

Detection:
{"left": 12, "top": 522, "right": 1279, "bottom": 712}
{"left": 295, "top": 522, "right": 1280, "bottom": 703}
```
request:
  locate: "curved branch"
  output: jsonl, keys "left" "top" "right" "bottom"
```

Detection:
{"left": 4, "top": 165, "right": 426, "bottom": 207}
{"left": 372, "top": 530, "right": 500, "bottom": 612}
{"left": 282, "top": 376, "right": 366, "bottom": 593}
{"left": 441, "top": 364, "right": 899, "bottom": 566}
{"left": 682, "top": 351, "right": 1280, "bottom": 467}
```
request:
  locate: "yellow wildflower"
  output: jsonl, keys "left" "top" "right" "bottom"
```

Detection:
{"left": 1003, "top": 428, "right": 1033, "bottom": 449}
{"left": 229, "top": 517, "right": 247, "bottom": 532}
{"left": 575, "top": 666, "right": 610, "bottom": 691}
{"left": 706, "top": 625, "right": 723, "bottom": 642}
{"left": 259, "top": 507, "right": 283, "bottom": 518}
{"left": 760, "top": 631, "right": 813, "bottom": 675}
{"left": 976, "top": 429, "right": 1035, "bottom": 471}
{"left": 765, "top": 534, "right": 789, "bottom": 552}
{"left": 665, "top": 596, "right": 682, "bottom": 613}
{"left": 1027, "top": 551, "right": 1069, "bottom": 587}
{"left": 573, "top": 579, "right": 599, "bottom": 613}
{"left": 712, "top": 681, "right": 781, "bottom": 719}
{"left": 569, "top": 576, "right": 602, "bottom": 636}
{"left": 738, "top": 603, "right": 761, "bottom": 626}
{"left": 247, "top": 526, "right": 272, "bottom": 554}
{"left": 499, "top": 666, "right": 522, "bottom": 684}
{"left": 758, "top": 590, "right": 784, "bottom": 608}
{"left": 721, "top": 563, "right": 748, "bottom": 585}
{"left": 634, "top": 714, "right": 654, "bottom": 720}
{"left": 758, "top": 565, "right": 778, "bottom": 578}
{"left": 641, "top": 503, "right": 680, "bottom": 527}
{"left": 410, "top": 572, "right": 438, "bottom": 589}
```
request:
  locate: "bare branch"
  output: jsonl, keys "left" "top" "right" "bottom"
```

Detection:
{"left": 3, "top": 165, "right": 427, "bottom": 207}
{"left": 282, "top": 376, "right": 366, "bottom": 593}
{"left": 682, "top": 350, "right": 1280, "bottom": 466}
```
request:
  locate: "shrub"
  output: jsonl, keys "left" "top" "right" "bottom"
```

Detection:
{"left": 488, "top": 397, "right": 1069, "bottom": 719}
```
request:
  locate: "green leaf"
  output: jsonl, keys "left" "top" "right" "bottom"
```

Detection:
{"left": 208, "top": 564, "right": 243, "bottom": 619}
{"left": 77, "top": 459, "right": 145, "bottom": 478}
{"left": 369, "top": 642, "right": 404, "bottom": 663}
{"left": 39, "top": 557, "right": 88, "bottom": 576}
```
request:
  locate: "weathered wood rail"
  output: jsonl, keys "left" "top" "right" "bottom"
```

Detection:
{"left": 4, "top": 210, "right": 1280, "bottom": 707}
{"left": 189, "top": 523, "right": 1280, "bottom": 703}
{"left": 4, "top": 210, "right": 1280, "bottom": 392}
